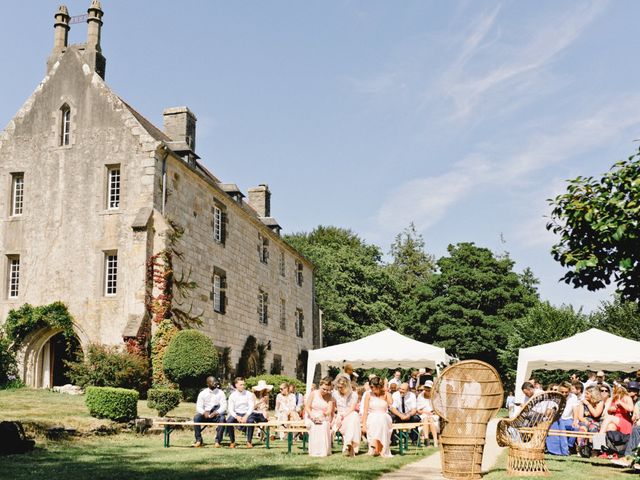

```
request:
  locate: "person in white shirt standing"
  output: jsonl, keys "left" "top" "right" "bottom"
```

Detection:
{"left": 193, "top": 376, "right": 227, "bottom": 448}
{"left": 222, "top": 377, "right": 256, "bottom": 448}
{"left": 388, "top": 370, "right": 402, "bottom": 389}
{"left": 390, "top": 382, "right": 421, "bottom": 444}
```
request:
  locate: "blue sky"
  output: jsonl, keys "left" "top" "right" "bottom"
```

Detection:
{"left": 2, "top": 1, "right": 640, "bottom": 312}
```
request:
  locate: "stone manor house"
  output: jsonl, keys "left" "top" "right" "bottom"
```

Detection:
{"left": 0, "top": 3, "right": 321, "bottom": 388}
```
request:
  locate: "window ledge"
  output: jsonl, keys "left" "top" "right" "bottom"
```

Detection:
{"left": 99, "top": 210, "right": 122, "bottom": 216}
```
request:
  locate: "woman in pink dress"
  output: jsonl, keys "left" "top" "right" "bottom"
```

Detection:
{"left": 361, "top": 376, "right": 393, "bottom": 457}
{"left": 305, "top": 376, "right": 334, "bottom": 457}
{"left": 333, "top": 376, "right": 361, "bottom": 456}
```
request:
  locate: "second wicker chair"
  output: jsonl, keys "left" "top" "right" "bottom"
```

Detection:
{"left": 495, "top": 392, "right": 566, "bottom": 476}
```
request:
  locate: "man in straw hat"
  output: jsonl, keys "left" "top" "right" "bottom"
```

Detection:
{"left": 192, "top": 376, "right": 227, "bottom": 448}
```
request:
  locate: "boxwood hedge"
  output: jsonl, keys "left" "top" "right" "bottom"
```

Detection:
{"left": 85, "top": 386, "right": 138, "bottom": 422}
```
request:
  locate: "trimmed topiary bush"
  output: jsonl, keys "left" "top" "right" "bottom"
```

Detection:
{"left": 162, "top": 330, "right": 218, "bottom": 390}
{"left": 147, "top": 388, "right": 181, "bottom": 417}
{"left": 245, "top": 375, "right": 305, "bottom": 410}
{"left": 85, "top": 386, "right": 139, "bottom": 422}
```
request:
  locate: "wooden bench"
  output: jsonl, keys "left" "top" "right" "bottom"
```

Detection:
{"left": 391, "top": 422, "right": 426, "bottom": 455}
{"left": 155, "top": 420, "right": 305, "bottom": 449}
{"left": 521, "top": 427, "right": 596, "bottom": 439}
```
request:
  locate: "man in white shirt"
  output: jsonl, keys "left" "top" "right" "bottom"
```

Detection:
{"left": 193, "top": 376, "right": 227, "bottom": 448}
{"left": 388, "top": 370, "right": 402, "bottom": 389}
{"left": 390, "top": 382, "right": 421, "bottom": 443}
{"left": 546, "top": 381, "right": 578, "bottom": 456}
{"left": 222, "top": 377, "right": 256, "bottom": 448}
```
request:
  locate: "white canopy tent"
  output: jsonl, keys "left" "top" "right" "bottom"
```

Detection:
{"left": 515, "top": 328, "right": 640, "bottom": 402}
{"left": 305, "top": 329, "right": 452, "bottom": 392}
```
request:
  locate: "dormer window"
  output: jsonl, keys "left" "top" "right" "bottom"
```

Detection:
{"left": 60, "top": 105, "right": 71, "bottom": 146}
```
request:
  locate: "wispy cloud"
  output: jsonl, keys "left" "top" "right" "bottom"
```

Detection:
{"left": 441, "top": 1, "right": 608, "bottom": 120}
{"left": 376, "top": 94, "right": 640, "bottom": 233}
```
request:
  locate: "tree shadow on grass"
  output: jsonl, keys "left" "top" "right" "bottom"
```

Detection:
{"left": 0, "top": 441, "right": 418, "bottom": 480}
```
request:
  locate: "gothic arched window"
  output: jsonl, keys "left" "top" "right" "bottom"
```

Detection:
{"left": 60, "top": 104, "right": 71, "bottom": 146}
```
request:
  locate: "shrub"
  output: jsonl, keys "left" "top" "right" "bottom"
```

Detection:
{"left": 245, "top": 375, "right": 305, "bottom": 410}
{"left": 66, "top": 344, "right": 149, "bottom": 393}
{"left": 85, "top": 386, "right": 138, "bottom": 422}
{"left": 162, "top": 330, "right": 218, "bottom": 390}
{"left": 0, "top": 330, "right": 17, "bottom": 387}
{"left": 147, "top": 388, "right": 181, "bottom": 417}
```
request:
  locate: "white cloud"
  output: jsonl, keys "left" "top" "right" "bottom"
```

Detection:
{"left": 377, "top": 95, "right": 640, "bottom": 234}
{"left": 441, "top": 1, "right": 608, "bottom": 121}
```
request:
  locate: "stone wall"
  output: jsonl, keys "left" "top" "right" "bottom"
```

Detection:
{"left": 0, "top": 47, "right": 158, "bottom": 353}
{"left": 160, "top": 155, "right": 315, "bottom": 378}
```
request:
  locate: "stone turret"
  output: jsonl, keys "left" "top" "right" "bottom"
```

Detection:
{"left": 85, "top": 0, "right": 106, "bottom": 78}
{"left": 47, "top": 5, "right": 70, "bottom": 73}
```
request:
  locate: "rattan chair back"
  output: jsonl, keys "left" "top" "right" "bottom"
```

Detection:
{"left": 432, "top": 360, "right": 504, "bottom": 479}
{"left": 495, "top": 391, "right": 566, "bottom": 476}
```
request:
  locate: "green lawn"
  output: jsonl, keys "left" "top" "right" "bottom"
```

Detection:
{"left": 484, "top": 450, "right": 638, "bottom": 479}
{"left": 0, "top": 388, "right": 195, "bottom": 433}
{"left": 0, "top": 388, "right": 433, "bottom": 479}
{"left": 0, "top": 430, "right": 433, "bottom": 480}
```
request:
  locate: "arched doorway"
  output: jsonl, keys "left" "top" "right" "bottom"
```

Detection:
{"left": 20, "top": 328, "right": 83, "bottom": 388}
{"left": 39, "top": 332, "right": 81, "bottom": 388}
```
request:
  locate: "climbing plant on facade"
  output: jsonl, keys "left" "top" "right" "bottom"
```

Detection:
{"left": 5, "top": 302, "right": 76, "bottom": 350}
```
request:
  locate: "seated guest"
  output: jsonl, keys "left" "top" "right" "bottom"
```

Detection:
{"left": 612, "top": 381, "right": 640, "bottom": 467}
{"left": 251, "top": 380, "right": 272, "bottom": 423}
{"left": 305, "top": 376, "right": 334, "bottom": 457}
{"left": 276, "top": 382, "right": 299, "bottom": 440}
{"left": 416, "top": 381, "right": 439, "bottom": 447}
{"left": 521, "top": 381, "right": 543, "bottom": 403}
{"left": 332, "top": 376, "right": 361, "bottom": 456}
{"left": 336, "top": 364, "right": 359, "bottom": 385}
{"left": 389, "top": 382, "right": 399, "bottom": 395}
{"left": 223, "top": 377, "right": 257, "bottom": 448}
{"left": 354, "top": 386, "right": 366, "bottom": 414}
{"left": 193, "top": 376, "right": 227, "bottom": 448}
{"left": 388, "top": 370, "right": 402, "bottom": 389}
{"left": 505, "top": 391, "right": 517, "bottom": 418}
{"left": 390, "top": 382, "right": 421, "bottom": 444}
{"left": 547, "top": 382, "right": 578, "bottom": 455}
{"left": 290, "top": 383, "right": 305, "bottom": 416}
{"left": 575, "top": 385, "right": 604, "bottom": 431}
{"left": 596, "top": 371, "right": 612, "bottom": 394}
{"left": 599, "top": 385, "right": 634, "bottom": 435}
{"left": 362, "top": 376, "right": 393, "bottom": 457}
{"left": 408, "top": 370, "right": 419, "bottom": 391}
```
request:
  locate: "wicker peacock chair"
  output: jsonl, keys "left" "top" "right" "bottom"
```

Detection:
{"left": 495, "top": 392, "right": 566, "bottom": 476}
{"left": 432, "top": 360, "right": 504, "bottom": 480}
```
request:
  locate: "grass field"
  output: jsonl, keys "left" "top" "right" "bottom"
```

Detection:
{"left": 0, "top": 388, "right": 195, "bottom": 432}
{"left": 0, "top": 388, "right": 433, "bottom": 479}
{"left": 484, "top": 449, "right": 638, "bottom": 479}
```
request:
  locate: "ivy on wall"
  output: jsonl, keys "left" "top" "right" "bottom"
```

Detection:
{"left": 146, "top": 218, "right": 203, "bottom": 387}
{"left": 5, "top": 302, "right": 76, "bottom": 350}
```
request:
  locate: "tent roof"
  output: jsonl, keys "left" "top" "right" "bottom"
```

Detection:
{"left": 308, "top": 329, "right": 450, "bottom": 369}
{"left": 519, "top": 328, "right": 640, "bottom": 368}
{"left": 514, "top": 328, "right": 640, "bottom": 402}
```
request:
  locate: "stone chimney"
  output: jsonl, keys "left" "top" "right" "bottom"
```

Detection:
{"left": 47, "top": 5, "right": 70, "bottom": 73}
{"left": 163, "top": 107, "right": 197, "bottom": 152}
{"left": 248, "top": 184, "right": 271, "bottom": 217}
{"left": 85, "top": 0, "right": 106, "bottom": 79}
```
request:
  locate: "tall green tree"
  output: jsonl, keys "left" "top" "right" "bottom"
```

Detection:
{"left": 388, "top": 223, "right": 435, "bottom": 331}
{"left": 547, "top": 147, "right": 640, "bottom": 301}
{"left": 407, "top": 243, "right": 538, "bottom": 373}
{"left": 388, "top": 223, "right": 435, "bottom": 290}
{"left": 500, "top": 302, "right": 589, "bottom": 385}
{"left": 589, "top": 297, "right": 640, "bottom": 341}
{"left": 285, "top": 226, "right": 398, "bottom": 346}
